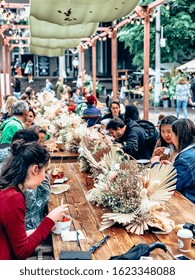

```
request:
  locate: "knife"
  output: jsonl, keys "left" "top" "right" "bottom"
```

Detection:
{"left": 89, "top": 235, "right": 110, "bottom": 253}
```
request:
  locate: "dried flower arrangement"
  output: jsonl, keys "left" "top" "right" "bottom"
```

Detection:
{"left": 48, "top": 114, "right": 85, "bottom": 152}
{"left": 83, "top": 147, "right": 177, "bottom": 235}
{"left": 78, "top": 133, "right": 113, "bottom": 172}
{"left": 78, "top": 144, "right": 129, "bottom": 179}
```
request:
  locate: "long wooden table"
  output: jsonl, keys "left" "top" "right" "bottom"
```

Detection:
{"left": 50, "top": 151, "right": 79, "bottom": 163}
{"left": 48, "top": 162, "right": 195, "bottom": 260}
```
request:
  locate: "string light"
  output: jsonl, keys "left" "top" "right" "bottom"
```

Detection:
{"left": 149, "top": 15, "right": 154, "bottom": 22}
{"left": 79, "top": 42, "right": 88, "bottom": 49}
{"left": 164, "top": 3, "right": 170, "bottom": 10}
{"left": 70, "top": 47, "right": 79, "bottom": 54}
{"left": 113, "top": 26, "right": 118, "bottom": 32}
{"left": 0, "top": 0, "right": 5, "bottom": 8}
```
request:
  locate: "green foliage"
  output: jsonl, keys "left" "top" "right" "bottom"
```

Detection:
{"left": 118, "top": 0, "right": 195, "bottom": 69}
{"left": 162, "top": 70, "right": 189, "bottom": 99}
{"left": 84, "top": 74, "right": 103, "bottom": 94}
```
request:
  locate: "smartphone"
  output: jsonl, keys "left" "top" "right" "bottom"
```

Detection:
{"left": 175, "top": 254, "right": 191, "bottom": 260}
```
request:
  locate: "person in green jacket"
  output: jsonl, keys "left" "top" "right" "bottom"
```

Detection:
{"left": 0, "top": 100, "right": 29, "bottom": 144}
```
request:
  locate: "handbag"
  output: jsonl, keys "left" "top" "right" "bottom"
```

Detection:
{"left": 27, "top": 244, "right": 54, "bottom": 260}
{"left": 24, "top": 66, "right": 30, "bottom": 74}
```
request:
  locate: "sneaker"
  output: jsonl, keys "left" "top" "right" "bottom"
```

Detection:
{"left": 192, "top": 107, "right": 195, "bottom": 110}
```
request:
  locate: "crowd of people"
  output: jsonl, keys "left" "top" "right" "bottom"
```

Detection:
{"left": 0, "top": 69, "right": 195, "bottom": 260}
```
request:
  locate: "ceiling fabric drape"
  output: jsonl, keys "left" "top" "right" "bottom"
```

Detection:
{"left": 29, "top": 0, "right": 140, "bottom": 56}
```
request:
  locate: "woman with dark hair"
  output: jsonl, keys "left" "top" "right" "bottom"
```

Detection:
{"left": 0, "top": 141, "right": 68, "bottom": 259}
{"left": 151, "top": 119, "right": 195, "bottom": 203}
{"left": 24, "top": 107, "right": 36, "bottom": 129}
{"left": 152, "top": 115, "right": 178, "bottom": 162}
{"left": 124, "top": 104, "right": 140, "bottom": 123}
{"left": 101, "top": 100, "right": 123, "bottom": 121}
{"left": 30, "top": 124, "right": 48, "bottom": 145}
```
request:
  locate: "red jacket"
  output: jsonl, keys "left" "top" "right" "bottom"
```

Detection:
{"left": 68, "top": 104, "right": 76, "bottom": 112}
{"left": 0, "top": 187, "right": 54, "bottom": 260}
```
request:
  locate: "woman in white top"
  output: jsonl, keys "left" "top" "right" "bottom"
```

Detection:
{"left": 175, "top": 77, "right": 191, "bottom": 119}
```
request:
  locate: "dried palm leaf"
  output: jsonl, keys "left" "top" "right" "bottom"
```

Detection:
{"left": 143, "top": 164, "right": 177, "bottom": 203}
{"left": 93, "top": 147, "right": 111, "bottom": 162}
{"left": 99, "top": 212, "right": 136, "bottom": 231}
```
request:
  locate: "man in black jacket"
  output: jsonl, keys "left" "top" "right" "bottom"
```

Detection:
{"left": 106, "top": 117, "right": 148, "bottom": 160}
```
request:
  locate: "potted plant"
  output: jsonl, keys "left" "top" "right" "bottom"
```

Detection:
{"left": 84, "top": 74, "right": 103, "bottom": 98}
{"left": 160, "top": 87, "right": 170, "bottom": 108}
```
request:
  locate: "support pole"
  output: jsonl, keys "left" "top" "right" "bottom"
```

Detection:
{"left": 154, "top": 5, "right": 161, "bottom": 106}
{"left": 92, "top": 41, "right": 97, "bottom": 97}
{"left": 7, "top": 47, "right": 12, "bottom": 95}
{"left": 80, "top": 47, "right": 85, "bottom": 94}
{"left": 2, "top": 38, "right": 7, "bottom": 99}
{"left": 111, "top": 31, "right": 117, "bottom": 100}
{"left": 143, "top": 13, "right": 150, "bottom": 120}
{"left": 59, "top": 56, "right": 66, "bottom": 79}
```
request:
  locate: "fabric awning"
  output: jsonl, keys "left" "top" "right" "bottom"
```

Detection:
{"left": 29, "top": 0, "right": 140, "bottom": 56}
{"left": 177, "top": 59, "right": 195, "bottom": 72}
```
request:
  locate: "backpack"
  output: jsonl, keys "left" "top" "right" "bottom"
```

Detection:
{"left": 75, "top": 102, "right": 87, "bottom": 116}
{"left": 137, "top": 120, "right": 159, "bottom": 158}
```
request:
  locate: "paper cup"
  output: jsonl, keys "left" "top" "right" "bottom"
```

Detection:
{"left": 177, "top": 229, "right": 193, "bottom": 252}
{"left": 52, "top": 215, "right": 72, "bottom": 235}
{"left": 163, "top": 147, "right": 170, "bottom": 155}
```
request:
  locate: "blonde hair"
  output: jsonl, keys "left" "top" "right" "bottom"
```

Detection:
{"left": 5, "top": 96, "right": 18, "bottom": 115}
{"left": 178, "top": 77, "right": 187, "bottom": 84}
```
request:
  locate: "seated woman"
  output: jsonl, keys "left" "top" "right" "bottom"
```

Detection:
{"left": 101, "top": 100, "right": 124, "bottom": 121}
{"left": 0, "top": 141, "right": 68, "bottom": 259}
{"left": 24, "top": 107, "right": 36, "bottom": 129}
{"left": 30, "top": 124, "right": 48, "bottom": 146}
{"left": 151, "top": 119, "right": 195, "bottom": 204}
{"left": 82, "top": 95, "right": 101, "bottom": 127}
{"left": 152, "top": 115, "right": 177, "bottom": 162}
{"left": 67, "top": 98, "right": 76, "bottom": 113}
{"left": 1, "top": 96, "right": 18, "bottom": 121}
{"left": 124, "top": 104, "right": 140, "bottom": 122}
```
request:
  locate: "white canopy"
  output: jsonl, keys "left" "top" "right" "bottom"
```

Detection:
{"left": 29, "top": 0, "right": 140, "bottom": 56}
{"left": 177, "top": 59, "right": 195, "bottom": 72}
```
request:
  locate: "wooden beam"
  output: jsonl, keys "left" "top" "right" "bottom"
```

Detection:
{"left": 6, "top": 36, "right": 29, "bottom": 42}
{"left": 111, "top": 31, "right": 118, "bottom": 100}
{"left": 4, "top": 3, "right": 29, "bottom": 9}
{"left": 10, "top": 44, "right": 29, "bottom": 48}
{"left": 80, "top": 47, "right": 85, "bottom": 94}
{"left": 0, "top": 25, "right": 9, "bottom": 35}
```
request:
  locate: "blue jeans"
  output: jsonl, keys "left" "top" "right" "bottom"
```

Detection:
{"left": 176, "top": 100, "right": 188, "bottom": 118}
{"left": 13, "top": 92, "right": 21, "bottom": 99}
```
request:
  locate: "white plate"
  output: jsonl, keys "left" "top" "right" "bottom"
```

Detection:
{"left": 137, "top": 159, "right": 150, "bottom": 164}
{"left": 152, "top": 230, "right": 170, "bottom": 235}
{"left": 53, "top": 177, "right": 68, "bottom": 184}
{"left": 51, "top": 184, "right": 70, "bottom": 194}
